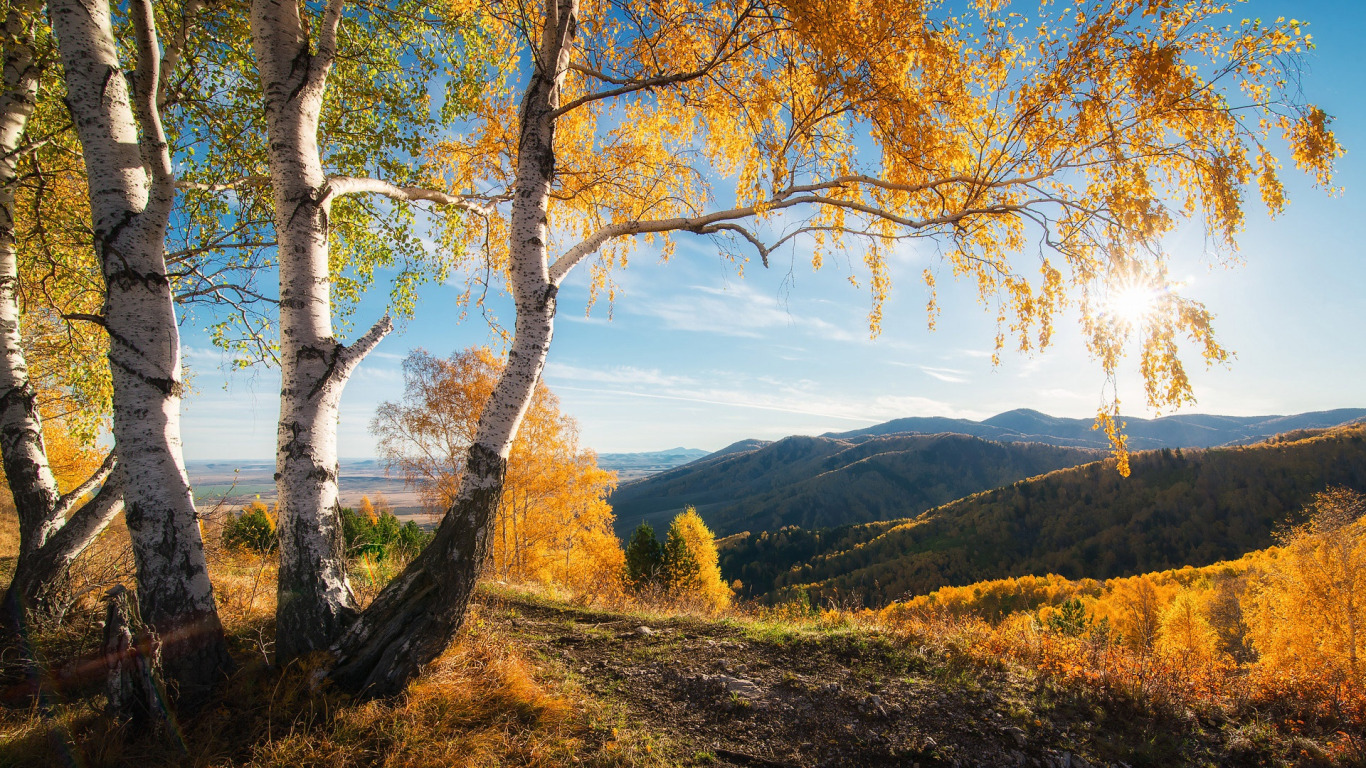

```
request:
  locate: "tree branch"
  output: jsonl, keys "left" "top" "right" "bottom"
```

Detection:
{"left": 325, "top": 175, "right": 505, "bottom": 215}
{"left": 60, "top": 312, "right": 106, "bottom": 327}
{"left": 129, "top": 0, "right": 174, "bottom": 212}
{"left": 33, "top": 464, "right": 124, "bottom": 571}
{"left": 549, "top": 184, "right": 1045, "bottom": 285}
{"left": 50, "top": 451, "right": 117, "bottom": 522}
{"left": 336, "top": 314, "right": 394, "bottom": 379}
{"left": 691, "top": 222, "right": 772, "bottom": 267}
{"left": 552, "top": 3, "right": 759, "bottom": 119}
{"left": 315, "top": 0, "right": 349, "bottom": 73}
{"left": 176, "top": 175, "right": 270, "bottom": 192}
{"left": 157, "top": 0, "right": 206, "bottom": 108}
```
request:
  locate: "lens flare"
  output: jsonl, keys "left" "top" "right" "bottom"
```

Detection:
{"left": 1107, "top": 281, "right": 1160, "bottom": 327}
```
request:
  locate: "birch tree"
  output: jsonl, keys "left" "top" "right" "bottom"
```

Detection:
{"left": 47, "top": 0, "right": 229, "bottom": 707}
{"left": 247, "top": 0, "right": 487, "bottom": 661}
{"left": 0, "top": 0, "right": 126, "bottom": 652}
{"left": 329, "top": 0, "right": 1340, "bottom": 697}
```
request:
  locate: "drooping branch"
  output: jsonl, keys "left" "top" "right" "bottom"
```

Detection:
{"left": 548, "top": 182, "right": 1044, "bottom": 285}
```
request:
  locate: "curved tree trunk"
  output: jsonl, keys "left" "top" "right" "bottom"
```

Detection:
{"left": 0, "top": 0, "right": 61, "bottom": 565}
{"left": 251, "top": 0, "right": 391, "bottom": 663}
{"left": 0, "top": 0, "right": 127, "bottom": 657}
{"left": 49, "top": 0, "right": 229, "bottom": 710}
{"left": 328, "top": 0, "right": 576, "bottom": 697}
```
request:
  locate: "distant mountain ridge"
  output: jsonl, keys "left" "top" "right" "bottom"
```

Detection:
{"left": 609, "top": 432, "right": 1107, "bottom": 539}
{"left": 824, "top": 407, "right": 1366, "bottom": 449}
{"left": 610, "top": 407, "right": 1366, "bottom": 540}
{"left": 596, "top": 447, "right": 710, "bottom": 482}
{"left": 718, "top": 424, "right": 1366, "bottom": 606}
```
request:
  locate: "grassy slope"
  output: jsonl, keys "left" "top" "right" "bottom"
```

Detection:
{"left": 0, "top": 583, "right": 1323, "bottom": 768}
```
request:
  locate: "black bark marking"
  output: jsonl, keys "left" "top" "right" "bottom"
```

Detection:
{"left": 109, "top": 354, "right": 181, "bottom": 397}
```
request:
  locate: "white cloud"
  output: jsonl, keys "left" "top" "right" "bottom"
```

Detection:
{"left": 355, "top": 366, "right": 402, "bottom": 383}
{"left": 544, "top": 362, "right": 698, "bottom": 388}
{"left": 631, "top": 281, "right": 862, "bottom": 342}
{"left": 1035, "top": 388, "right": 1088, "bottom": 401}
{"left": 868, "top": 395, "right": 987, "bottom": 420}
{"left": 919, "top": 365, "right": 968, "bottom": 383}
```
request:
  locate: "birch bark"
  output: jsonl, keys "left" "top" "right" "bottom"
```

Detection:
{"left": 48, "top": 0, "right": 228, "bottom": 708}
{"left": 250, "top": 0, "right": 393, "bottom": 662}
{"left": 328, "top": 0, "right": 577, "bottom": 697}
{"left": 0, "top": 0, "right": 127, "bottom": 650}
{"left": 0, "top": 0, "right": 61, "bottom": 570}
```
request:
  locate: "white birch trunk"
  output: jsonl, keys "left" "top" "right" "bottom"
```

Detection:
{"left": 250, "top": 0, "right": 391, "bottom": 662}
{"left": 329, "top": 0, "right": 577, "bottom": 697}
{"left": 48, "top": 0, "right": 228, "bottom": 708}
{"left": 0, "top": 0, "right": 127, "bottom": 652}
{"left": 0, "top": 0, "right": 62, "bottom": 565}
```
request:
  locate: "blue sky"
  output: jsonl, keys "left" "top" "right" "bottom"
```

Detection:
{"left": 178, "top": 0, "right": 1366, "bottom": 460}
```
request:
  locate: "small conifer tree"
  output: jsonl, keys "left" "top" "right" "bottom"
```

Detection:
{"left": 623, "top": 522, "right": 664, "bottom": 590}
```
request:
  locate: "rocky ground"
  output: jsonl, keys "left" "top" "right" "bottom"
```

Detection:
{"left": 479, "top": 591, "right": 1257, "bottom": 768}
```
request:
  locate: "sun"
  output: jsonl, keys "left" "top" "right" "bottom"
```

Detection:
{"left": 1107, "top": 281, "right": 1160, "bottom": 327}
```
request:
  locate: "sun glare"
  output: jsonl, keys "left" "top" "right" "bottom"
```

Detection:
{"left": 1107, "top": 282, "right": 1160, "bottom": 327}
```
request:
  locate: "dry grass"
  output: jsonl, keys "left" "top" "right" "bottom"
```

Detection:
{"left": 0, "top": 506, "right": 669, "bottom": 768}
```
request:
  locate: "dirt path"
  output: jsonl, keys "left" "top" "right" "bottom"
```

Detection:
{"left": 478, "top": 593, "right": 1128, "bottom": 768}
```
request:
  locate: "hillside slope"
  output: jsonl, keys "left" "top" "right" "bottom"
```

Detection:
{"left": 722, "top": 425, "right": 1366, "bottom": 605}
{"left": 609, "top": 433, "right": 1105, "bottom": 538}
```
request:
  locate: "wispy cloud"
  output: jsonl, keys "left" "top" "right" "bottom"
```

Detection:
{"left": 1036, "top": 388, "right": 1087, "bottom": 401}
{"left": 920, "top": 365, "right": 968, "bottom": 383}
{"left": 355, "top": 365, "right": 402, "bottom": 383}
{"left": 554, "top": 385, "right": 882, "bottom": 423}
{"left": 544, "top": 362, "right": 698, "bottom": 388}
{"left": 553, "top": 363, "right": 983, "bottom": 426}
{"left": 632, "top": 282, "right": 862, "bottom": 342}
{"left": 870, "top": 395, "right": 987, "bottom": 420}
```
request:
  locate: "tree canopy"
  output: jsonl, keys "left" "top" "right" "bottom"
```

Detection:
{"left": 428, "top": 0, "right": 1339, "bottom": 469}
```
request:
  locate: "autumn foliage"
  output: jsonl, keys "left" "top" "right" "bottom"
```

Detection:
{"left": 371, "top": 347, "right": 623, "bottom": 597}
{"left": 875, "top": 488, "right": 1366, "bottom": 759}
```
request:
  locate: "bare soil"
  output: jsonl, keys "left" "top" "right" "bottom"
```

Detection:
{"left": 479, "top": 592, "right": 1250, "bottom": 768}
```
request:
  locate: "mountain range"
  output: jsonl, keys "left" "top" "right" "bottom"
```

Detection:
{"left": 825, "top": 407, "right": 1366, "bottom": 449}
{"left": 609, "top": 433, "right": 1106, "bottom": 539}
{"left": 717, "top": 424, "right": 1366, "bottom": 606}
{"left": 609, "top": 408, "right": 1366, "bottom": 541}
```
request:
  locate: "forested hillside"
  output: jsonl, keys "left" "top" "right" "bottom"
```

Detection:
{"left": 609, "top": 433, "right": 1105, "bottom": 538}
{"left": 721, "top": 425, "right": 1366, "bottom": 606}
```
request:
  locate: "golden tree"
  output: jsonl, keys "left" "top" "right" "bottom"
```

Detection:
{"left": 1245, "top": 488, "right": 1366, "bottom": 685}
{"left": 370, "top": 347, "right": 622, "bottom": 592}
{"left": 1156, "top": 588, "right": 1220, "bottom": 664}
{"left": 332, "top": 0, "right": 1341, "bottom": 696}
{"left": 663, "top": 507, "right": 732, "bottom": 613}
